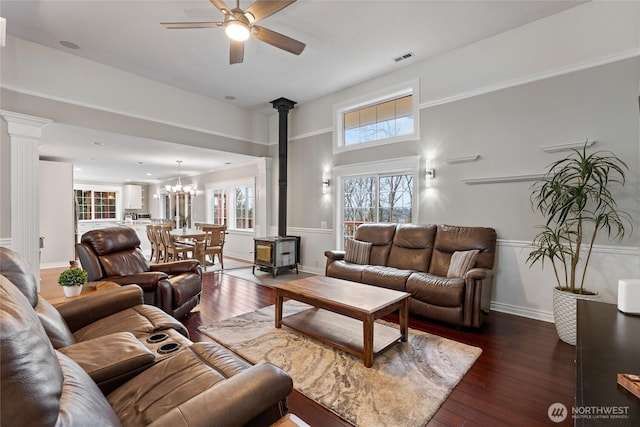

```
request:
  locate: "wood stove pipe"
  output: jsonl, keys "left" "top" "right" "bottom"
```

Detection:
{"left": 270, "top": 97, "right": 297, "bottom": 237}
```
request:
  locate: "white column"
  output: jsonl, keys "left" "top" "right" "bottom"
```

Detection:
{"left": 1, "top": 111, "right": 52, "bottom": 284}
{"left": 255, "top": 157, "right": 272, "bottom": 237}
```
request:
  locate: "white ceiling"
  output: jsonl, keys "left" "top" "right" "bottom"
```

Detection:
{"left": 1, "top": 0, "right": 585, "bottom": 183}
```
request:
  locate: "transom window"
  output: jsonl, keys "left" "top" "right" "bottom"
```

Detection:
{"left": 333, "top": 79, "right": 419, "bottom": 153}
{"left": 344, "top": 95, "right": 413, "bottom": 145}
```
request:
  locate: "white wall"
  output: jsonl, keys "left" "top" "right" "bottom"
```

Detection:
{"left": 39, "top": 160, "right": 74, "bottom": 267}
{"left": 281, "top": 1, "right": 640, "bottom": 321}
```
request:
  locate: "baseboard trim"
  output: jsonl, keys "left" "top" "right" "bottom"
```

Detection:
{"left": 490, "top": 301, "right": 554, "bottom": 323}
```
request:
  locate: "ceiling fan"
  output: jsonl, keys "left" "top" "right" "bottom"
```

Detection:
{"left": 161, "top": 0, "right": 305, "bottom": 64}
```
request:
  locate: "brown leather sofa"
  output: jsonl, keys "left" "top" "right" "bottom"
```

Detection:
{"left": 1, "top": 247, "right": 294, "bottom": 426}
{"left": 76, "top": 226, "right": 202, "bottom": 318}
{"left": 325, "top": 224, "right": 497, "bottom": 328}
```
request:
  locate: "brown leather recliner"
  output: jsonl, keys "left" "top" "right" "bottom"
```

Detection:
{"left": 1, "top": 273, "right": 294, "bottom": 427}
{"left": 76, "top": 226, "right": 202, "bottom": 318}
{"left": 0, "top": 246, "right": 189, "bottom": 348}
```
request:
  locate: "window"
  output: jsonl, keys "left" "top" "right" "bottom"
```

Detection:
{"left": 210, "top": 189, "right": 227, "bottom": 226}
{"left": 206, "top": 181, "right": 254, "bottom": 231}
{"left": 344, "top": 95, "right": 413, "bottom": 145}
{"left": 74, "top": 188, "right": 118, "bottom": 221}
{"left": 343, "top": 173, "right": 413, "bottom": 240}
{"left": 334, "top": 79, "right": 419, "bottom": 152}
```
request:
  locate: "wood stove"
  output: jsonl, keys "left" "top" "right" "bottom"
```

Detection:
{"left": 252, "top": 236, "right": 299, "bottom": 278}
{"left": 252, "top": 97, "right": 300, "bottom": 278}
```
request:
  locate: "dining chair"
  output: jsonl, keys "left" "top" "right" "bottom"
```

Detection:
{"left": 202, "top": 225, "right": 226, "bottom": 271}
{"left": 152, "top": 225, "right": 167, "bottom": 263}
{"left": 160, "top": 224, "right": 194, "bottom": 262}
{"left": 145, "top": 224, "right": 157, "bottom": 262}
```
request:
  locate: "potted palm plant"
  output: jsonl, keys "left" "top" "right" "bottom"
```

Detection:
{"left": 58, "top": 267, "right": 88, "bottom": 297}
{"left": 527, "top": 143, "right": 632, "bottom": 345}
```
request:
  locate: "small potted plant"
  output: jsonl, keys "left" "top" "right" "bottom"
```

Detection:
{"left": 527, "top": 143, "right": 632, "bottom": 345}
{"left": 58, "top": 267, "right": 88, "bottom": 297}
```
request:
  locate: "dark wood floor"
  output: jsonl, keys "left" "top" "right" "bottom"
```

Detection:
{"left": 41, "top": 267, "right": 576, "bottom": 426}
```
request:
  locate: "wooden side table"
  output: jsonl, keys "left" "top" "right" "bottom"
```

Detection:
{"left": 40, "top": 281, "right": 120, "bottom": 307}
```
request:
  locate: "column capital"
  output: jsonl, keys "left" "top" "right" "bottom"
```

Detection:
{"left": 1, "top": 110, "right": 52, "bottom": 139}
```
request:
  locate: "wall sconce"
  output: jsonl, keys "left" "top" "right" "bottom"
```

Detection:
{"left": 425, "top": 160, "right": 435, "bottom": 187}
{"left": 322, "top": 171, "right": 331, "bottom": 194}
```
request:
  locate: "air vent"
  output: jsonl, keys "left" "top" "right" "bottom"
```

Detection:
{"left": 393, "top": 52, "right": 414, "bottom": 63}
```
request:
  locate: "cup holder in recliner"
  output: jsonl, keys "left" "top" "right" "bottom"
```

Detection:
{"left": 157, "top": 342, "right": 181, "bottom": 354}
{"left": 146, "top": 333, "right": 169, "bottom": 344}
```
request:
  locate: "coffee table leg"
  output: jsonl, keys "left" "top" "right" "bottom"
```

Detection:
{"left": 400, "top": 298, "right": 409, "bottom": 342}
{"left": 275, "top": 291, "right": 283, "bottom": 328}
{"left": 363, "top": 317, "right": 374, "bottom": 368}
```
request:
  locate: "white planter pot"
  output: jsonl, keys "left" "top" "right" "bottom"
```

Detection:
{"left": 62, "top": 285, "right": 83, "bottom": 298}
{"left": 553, "top": 287, "right": 600, "bottom": 346}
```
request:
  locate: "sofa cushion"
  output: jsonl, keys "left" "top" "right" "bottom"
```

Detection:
{"left": 344, "top": 238, "right": 372, "bottom": 265}
{"left": 447, "top": 249, "right": 479, "bottom": 278}
{"left": 72, "top": 305, "right": 188, "bottom": 343}
{"left": 406, "top": 272, "right": 465, "bottom": 307}
{"left": 429, "top": 225, "right": 497, "bottom": 277}
{"left": 362, "top": 266, "right": 412, "bottom": 291}
{"left": 354, "top": 223, "right": 397, "bottom": 266}
{"left": 326, "top": 260, "right": 367, "bottom": 283}
{"left": 387, "top": 224, "right": 436, "bottom": 272}
{"left": 107, "top": 342, "right": 250, "bottom": 425}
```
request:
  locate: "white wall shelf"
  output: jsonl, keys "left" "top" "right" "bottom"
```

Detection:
{"left": 444, "top": 155, "right": 481, "bottom": 164}
{"left": 539, "top": 139, "right": 595, "bottom": 153}
{"left": 462, "top": 173, "right": 546, "bottom": 185}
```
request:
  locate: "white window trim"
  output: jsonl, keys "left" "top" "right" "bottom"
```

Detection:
{"left": 332, "top": 79, "right": 420, "bottom": 154}
{"left": 205, "top": 178, "right": 256, "bottom": 231}
{"left": 334, "top": 156, "right": 420, "bottom": 249}
{"left": 74, "top": 184, "right": 122, "bottom": 222}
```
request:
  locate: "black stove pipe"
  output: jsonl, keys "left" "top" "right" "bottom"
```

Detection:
{"left": 270, "top": 97, "right": 297, "bottom": 237}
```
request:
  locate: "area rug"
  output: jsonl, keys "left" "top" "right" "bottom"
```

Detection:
{"left": 222, "top": 266, "right": 316, "bottom": 287}
{"left": 199, "top": 301, "right": 482, "bottom": 426}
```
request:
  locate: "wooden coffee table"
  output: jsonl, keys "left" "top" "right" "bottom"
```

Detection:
{"left": 274, "top": 276, "right": 410, "bottom": 368}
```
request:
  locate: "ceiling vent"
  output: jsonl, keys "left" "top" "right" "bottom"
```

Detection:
{"left": 393, "top": 52, "right": 414, "bottom": 63}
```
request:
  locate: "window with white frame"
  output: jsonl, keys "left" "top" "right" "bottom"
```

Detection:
{"left": 334, "top": 79, "right": 419, "bottom": 153}
{"left": 206, "top": 181, "right": 254, "bottom": 231}
{"left": 74, "top": 186, "right": 120, "bottom": 221}
{"left": 342, "top": 172, "right": 414, "bottom": 241}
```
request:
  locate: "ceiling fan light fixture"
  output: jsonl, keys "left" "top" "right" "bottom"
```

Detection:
{"left": 225, "top": 20, "right": 250, "bottom": 41}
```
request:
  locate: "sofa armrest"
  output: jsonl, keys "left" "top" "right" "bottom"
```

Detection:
{"left": 57, "top": 285, "right": 144, "bottom": 332}
{"left": 324, "top": 250, "right": 345, "bottom": 274}
{"left": 58, "top": 332, "right": 155, "bottom": 394}
{"left": 324, "top": 250, "right": 345, "bottom": 262}
{"left": 150, "top": 260, "right": 201, "bottom": 276}
{"left": 463, "top": 268, "right": 494, "bottom": 328}
{"left": 105, "top": 272, "right": 169, "bottom": 292}
{"left": 148, "top": 362, "right": 293, "bottom": 427}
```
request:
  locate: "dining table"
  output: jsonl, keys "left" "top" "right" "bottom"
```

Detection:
{"left": 169, "top": 228, "right": 206, "bottom": 267}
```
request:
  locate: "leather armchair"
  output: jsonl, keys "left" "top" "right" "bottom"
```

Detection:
{"left": 76, "top": 226, "right": 202, "bottom": 318}
{"left": 0, "top": 246, "right": 189, "bottom": 347}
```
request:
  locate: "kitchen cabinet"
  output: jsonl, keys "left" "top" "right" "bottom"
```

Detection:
{"left": 123, "top": 185, "right": 143, "bottom": 209}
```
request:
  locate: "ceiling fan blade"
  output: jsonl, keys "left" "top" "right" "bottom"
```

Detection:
{"left": 245, "top": 0, "right": 296, "bottom": 23}
{"left": 230, "top": 40, "right": 244, "bottom": 64}
{"left": 161, "top": 21, "right": 223, "bottom": 29}
{"left": 209, "top": 0, "right": 232, "bottom": 15}
{"left": 253, "top": 26, "right": 305, "bottom": 55}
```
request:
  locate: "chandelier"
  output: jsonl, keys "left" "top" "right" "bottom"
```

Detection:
{"left": 165, "top": 160, "right": 196, "bottom": 195}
